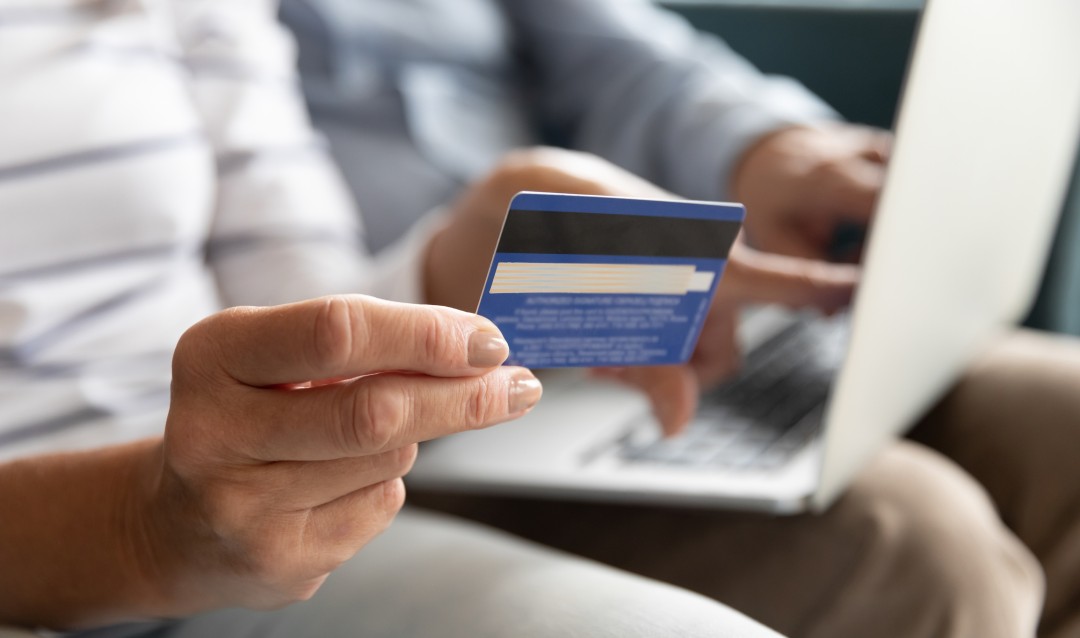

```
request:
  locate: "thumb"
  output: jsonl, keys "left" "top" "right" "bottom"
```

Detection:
{"left": 719, "top": 244, "right": 859, "bottom": 314}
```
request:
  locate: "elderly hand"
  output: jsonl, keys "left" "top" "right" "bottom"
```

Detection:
{"left": 732, "top": 124, "right": 891, "bottom": 262}
{"left": 138, "top": 296, "right": 540, "bottom": 614}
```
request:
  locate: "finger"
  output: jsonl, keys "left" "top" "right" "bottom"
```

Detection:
{"left": 719, "top": 245, "right": 859, "bottom": 314}
{"left": 858, "top": 128, "right": 893, "bottom": 164}
{"left": 608, "top": 366, "right": 699, "bottom": 437}
{"left": 254, "top": 445, "right": 418, "bottom": 510}
{"left": 690, "top": 302, "right": 743, "bottom": 388}
{"left": 238, "top": 366, "right": 543, "bottom": 460}
{"left": 183, "top": 295, "right": 509, "bottom": 387}
{"left": 303, "top": 478, "right": 406, "bottom": 575}
{"left": 840, "top": 160, "right": 886, "bottom": 219}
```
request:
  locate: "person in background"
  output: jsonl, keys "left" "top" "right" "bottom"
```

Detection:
{"left": 280, "top": 1, "right": 1080, "bottom": 637}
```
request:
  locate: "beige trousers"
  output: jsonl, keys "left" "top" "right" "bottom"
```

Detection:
{"left": 411, "top": 329, "right": 1080, "bottom": 638}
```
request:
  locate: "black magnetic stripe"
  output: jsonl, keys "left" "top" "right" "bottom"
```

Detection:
{"left": 496, "top": 209, "right": 741, "bottom": 259}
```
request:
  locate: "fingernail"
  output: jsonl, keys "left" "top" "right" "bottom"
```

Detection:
{"left": 468, "top": 330, "right": 509, "bottom": 368}
{"left": 508, "top": 369, "right": 543, "bottom": 414}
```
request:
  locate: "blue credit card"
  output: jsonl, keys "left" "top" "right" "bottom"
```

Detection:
{"left": 475, "top": 192, "right": 745, "bottom": 368}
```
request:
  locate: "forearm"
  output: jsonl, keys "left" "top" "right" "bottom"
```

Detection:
{"left": 505, "top": 0, "right": 836, "bottom": 201}
{"left": 0, "top": 438, "right": 167, "bottom": 630}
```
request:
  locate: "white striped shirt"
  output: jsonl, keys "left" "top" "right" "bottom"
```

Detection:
{"left": 0, "top": 0, "right": 429, "bottom": 460}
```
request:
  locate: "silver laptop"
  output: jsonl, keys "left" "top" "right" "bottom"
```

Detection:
{"left": 408, "top": 0, "right": 1080, "bottom": 513}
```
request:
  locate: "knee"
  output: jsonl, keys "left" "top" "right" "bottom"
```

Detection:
{"left": 827, "top": 443, "right": 1044, "bottom": 636}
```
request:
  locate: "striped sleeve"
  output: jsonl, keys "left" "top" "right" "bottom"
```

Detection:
{"left": 169, "top": 0, "right": 428, "bottom": 306}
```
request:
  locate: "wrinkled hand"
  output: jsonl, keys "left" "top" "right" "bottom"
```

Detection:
{"left": 732, "top": 124, "right": 891, "bottom": 261}
{"left": 139, "top": 296, "right": 540, "bottom": 614}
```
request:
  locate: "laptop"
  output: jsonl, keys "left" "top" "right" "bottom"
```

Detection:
{"left": 408, "top": 0, "right": 1080, "bottom": 513}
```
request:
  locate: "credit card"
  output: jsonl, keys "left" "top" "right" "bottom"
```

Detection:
{"left": 475, "top": 192, "right": 744, "bottom": 368}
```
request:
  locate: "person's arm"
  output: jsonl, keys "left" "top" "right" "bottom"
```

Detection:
{"left": 172, "top": 0, "right": 426, "bottom": 306}
{"left": 500, "top": 0, "right": 836, "bottom": 203}
{"left": 500, "top": 0, "right": 892, "bottom": 262}
{"left": 0, "top": 439, "right": 163, "bottom": 629}
{"left": 0, "top": 296, "right": 539, "bottom": 630}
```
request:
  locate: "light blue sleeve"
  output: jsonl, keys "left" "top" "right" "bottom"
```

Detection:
{"left": 501, "top": 0, "right": 839, "bottom": 201}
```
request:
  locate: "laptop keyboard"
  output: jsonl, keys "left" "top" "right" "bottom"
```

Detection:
{"left": 602, "top": 316, "right": 849, "bottom": 472}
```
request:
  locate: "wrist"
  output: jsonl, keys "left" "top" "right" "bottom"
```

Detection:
{"left": 110, "top": 439, "right": 180, "bottom": 619}
{"left": 117, "top": 438, "right": 231, "bottom": 619}
{"left": 0, "top": 438, "right": 185, "bottom": 629}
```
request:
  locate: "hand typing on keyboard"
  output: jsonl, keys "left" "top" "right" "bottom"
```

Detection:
{"left": 611, "top": 317, "right": 848, "bottom": 471}
{"left": 593, "top": 240, "right": 856, "bottom": 437}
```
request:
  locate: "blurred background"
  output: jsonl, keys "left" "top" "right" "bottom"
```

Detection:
{"left": 663, "top": 0, "right": 1080, "bottom": 336}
